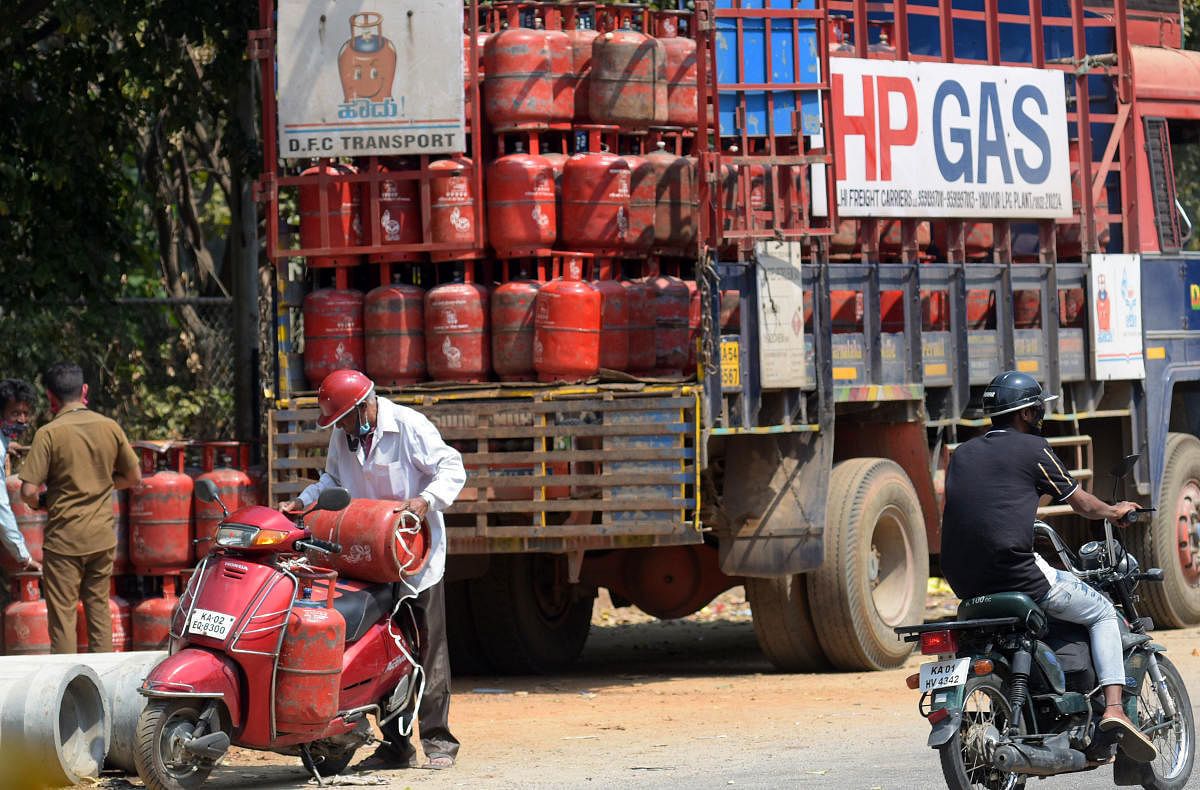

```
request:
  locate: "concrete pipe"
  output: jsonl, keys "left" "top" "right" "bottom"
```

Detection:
{"left": 0, "top": 663, "right": 108, "bottom": 786}
{"left": 0, "top": 651, "right": 166, "bottom": 773}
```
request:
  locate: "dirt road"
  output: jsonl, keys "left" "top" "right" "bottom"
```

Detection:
{"left": 104, "top": 588, "right": 1200, "bottom": 790}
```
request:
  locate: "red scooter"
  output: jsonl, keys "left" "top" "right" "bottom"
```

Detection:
{"left": 135, "top": 480, "right": 422, "bottom": 790}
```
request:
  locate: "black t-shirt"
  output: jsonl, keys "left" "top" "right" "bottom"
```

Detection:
{"left": 940, "top": 430, "right": 1079, "bottom": 601}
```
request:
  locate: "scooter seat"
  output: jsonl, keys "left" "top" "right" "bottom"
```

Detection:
{"left": 330, "top": 580, "right": 397, "bottom": 643}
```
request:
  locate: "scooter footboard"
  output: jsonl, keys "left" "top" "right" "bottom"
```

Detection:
{"left": 140, "top": 647, "right": 243, "bottom": 729}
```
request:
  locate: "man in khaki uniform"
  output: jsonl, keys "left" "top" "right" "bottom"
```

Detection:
{"left": 19, "top": 362, "right": 141, "bottom": 653}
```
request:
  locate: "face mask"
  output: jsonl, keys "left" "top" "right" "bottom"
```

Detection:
{"left": 1030, "top": 402, "right": 1046, "bottom": 434}
{"left": 1, "top": 421, "right": 27, "bottom": 441}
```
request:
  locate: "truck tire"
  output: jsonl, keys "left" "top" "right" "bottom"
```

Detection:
{"left": 445, "top": 579, "right": 494, "bottom": 676}
{"left": 468, "top": 553, "right": 594, "bottom": 674}
{"left": 745, "top": 575, "right": 830, "bottom": 672}
{"left": 807, "top": 458, "right": 928, "bottom": 671}
{"left": 1135, "top": 432, "right": 1200, "bottom": 627}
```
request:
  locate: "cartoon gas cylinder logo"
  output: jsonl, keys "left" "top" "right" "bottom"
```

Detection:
{"left": 1096, "top": 272, "right": 1111, "bottom": 341}
{"left": 339, "top": 12, "right": 397, "bottom": 102}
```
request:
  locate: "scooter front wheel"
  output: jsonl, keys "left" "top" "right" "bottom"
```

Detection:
{"left": 134, "top": 700, "right": 220, "bottom": 790}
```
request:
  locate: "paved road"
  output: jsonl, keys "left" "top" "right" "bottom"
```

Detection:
{"left": 116, "top": 615, "right": 1200, "bottom": 790}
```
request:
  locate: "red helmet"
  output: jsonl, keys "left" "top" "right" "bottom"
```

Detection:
{"left": 316, "top": 370, "right": 374, "bottom": 428}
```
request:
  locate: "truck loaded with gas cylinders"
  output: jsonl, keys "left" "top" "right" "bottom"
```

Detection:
{"left": 258, "top": 0, "right": 1200, "bottom": 674}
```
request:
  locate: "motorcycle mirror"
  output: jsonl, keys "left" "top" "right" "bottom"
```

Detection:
{"left": 195, "top": 478, "right": 219, "bottom": 503}
{"left": 315, "top": 487, "right": 351, "bottom": 512}
{"left": 1109, "top": 454, "right": 1139, "bottom": 503}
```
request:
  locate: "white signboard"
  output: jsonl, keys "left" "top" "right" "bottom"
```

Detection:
{"left": 831, "top": 58, "right": 1072, "bottom": 219}
{"left": 277, "top": 0, "right": 465, "bottom": 159}
{"left": 1090, "top": 254, "right": 1145, "bottom": 380}
{"left": 756, "top": 242, "right": 807, "bottom": 388}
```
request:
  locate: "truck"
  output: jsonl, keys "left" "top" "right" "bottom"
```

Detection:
{"left": 255, "top": 0, "right": 1200, "bottom": 674}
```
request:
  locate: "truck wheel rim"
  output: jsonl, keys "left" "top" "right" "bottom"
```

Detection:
{"left": 1175, "top": 478, "right": 1200, "bottom": 586}
{"left": 871, "top": 504, "right": 916, "bottom": 627}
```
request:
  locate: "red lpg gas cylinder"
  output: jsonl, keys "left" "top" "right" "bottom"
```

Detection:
{"left": 132, "top": 576, "right": 180, "bottom": 651}
{"left": 622, "top": 154, "right": 655, "bottom": 252}
{"left": 534, "top": 259, "right": 602, "bottom": 382}
{"left": 365, "top": 279, "right": 426, "bottom": 386}
{"left": 112, "top": 489, "right": 131, "bottom": 575}
{"left": 589, "top": 28, "right": 667, "bottom": 125}
{"left": 4, "top": 574, "right": 49, "bottom": 654}
{"left": 194, "top": 443, "right": 257, "bottom": 555}
{"left": 621, "top": 278, "right": 657, "bottom": 376}
{"left": 307, "top": 502, "right": 432, "bottom": 583}
{"left": 647, "top": 268, "right": 690, "bottom": 377}
{"left": 299, "top": 163, "right": 362, "bottom": 268}
{"left": 492, "top": 268, "right": 541, "bottom": 381}
{"left": 303, "top": 287, "right": 366, "bottom": 388}
{"left": 545, "top": 22, "right": 574, "bottom": 124}
{"left": 563, "top": 8, "right": 599, "bottom": 121}
{"left": 1, "top": 475, "right": 44, "bottom": 574}
{"left": 657, "top": 15, "right": 698, "bottom": 127}
{"left": 486, "top": 152, "right": 557, "bottom": 256}
{"left": 275, "top": 579, "right": 345, "bottom": 732}
{"left": 645, "top": 143, "right": 697, "bottom": 251}
{"left": 425, "top": 272, "right": 490, "bottom": 382}
{"left": 429, "top": 156, "right": 481, "bottom": 258}
{"left": 561, "top": 152, "right": 632, "bottom": 253}
{"left": 362, "top": 159, "right": 421, "bottom": 260}
{"left": 483, "top": 26, "right": 556, "bottom": 128}
{"left": 129, "top": 444, "right": 194, "bottom": 571}
{"left": 593, "top": 260, "right": 629, "bottom": 372}
{"left": 686, "top": 280, "right": 700, "bottom": 373}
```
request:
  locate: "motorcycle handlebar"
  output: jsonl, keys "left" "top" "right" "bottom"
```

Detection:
{"left": 1117, "top": 507, "right": 1155, "bottom": 527}
{"left": 295, "top": 538, "right": 342, "bottom": 555}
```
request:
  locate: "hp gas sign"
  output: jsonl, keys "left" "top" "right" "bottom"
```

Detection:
{"left": 831, "top": 58, "right": 1072, "bottom": 219}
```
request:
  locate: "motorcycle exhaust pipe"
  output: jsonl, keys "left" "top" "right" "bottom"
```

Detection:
{"left": 992, "top": 742, "right": 1086, "bottom": 775}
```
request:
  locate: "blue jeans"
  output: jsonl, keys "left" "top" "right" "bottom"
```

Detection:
{"left": 1038, "top": 569, "right": 1125, "bottom": 688}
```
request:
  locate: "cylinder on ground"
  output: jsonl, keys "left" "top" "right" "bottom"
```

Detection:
{"left": 129, "top": 447, "right": 194, "bottom": 570}
{"left": 1, "top": 476, "right": 44, "bottom": 574}
{"left": 4, "top": 574, "right": 49, "bottom": 655}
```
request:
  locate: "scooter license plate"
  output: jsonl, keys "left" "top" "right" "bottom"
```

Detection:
{"left": 919, "top": 657, "right": 970, "bottom": 692}
{"left": 188, "top": 608, "right": 238, "bottom": 640}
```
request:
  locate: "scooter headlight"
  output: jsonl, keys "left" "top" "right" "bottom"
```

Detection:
{"left": 214, "top": 524, "right": 257, "bottom": 548}
{"left": 214, "top": 524, "right": 291, "bottom": 549}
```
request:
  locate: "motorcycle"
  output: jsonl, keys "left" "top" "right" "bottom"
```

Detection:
{"left": 896, "top": 455, "right": 1196, "bottom": 790}
{"left": 134, "top": 480, "right": 423, "bottom": 790}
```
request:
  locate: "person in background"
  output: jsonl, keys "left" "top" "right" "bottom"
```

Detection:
{"left": 279, "top": 369, "right": 465, "bottom": 771}
{"left": 0, "top": 378, "right": 40, "bottom": 610}
{"left": 19, "top": 362, "right": 141, "bottom": 653}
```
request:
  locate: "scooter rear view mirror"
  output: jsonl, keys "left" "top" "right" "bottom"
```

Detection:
{"left": 195, "top": 478, "right": 219, "bottom": 503}
{"left": 315, "top": 487, "right": 351, "bottom": 512}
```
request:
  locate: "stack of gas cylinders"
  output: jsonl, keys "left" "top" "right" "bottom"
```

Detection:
{"left": 1, "top": 440, "right": 265, "bottom": 655}
{"left": 298, "top": 2, "right": 723, "bottom": 390}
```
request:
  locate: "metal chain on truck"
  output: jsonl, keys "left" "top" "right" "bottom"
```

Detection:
{"left": 699, "top": 250, "right": 720, "bottom": 377}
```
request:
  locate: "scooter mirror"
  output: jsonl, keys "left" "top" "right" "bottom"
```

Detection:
{"left": 195, "top": 478, "right": 219, "bottom": 503}
{"left": 316, "top": 487, "right": 351, "bottom": 512}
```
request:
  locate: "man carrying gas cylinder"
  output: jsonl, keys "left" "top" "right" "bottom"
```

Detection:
{"left": 279, "top": 369, "right": 466, "bottom": 771}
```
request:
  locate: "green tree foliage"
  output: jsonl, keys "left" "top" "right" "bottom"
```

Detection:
{"left": 0, "top": 0, "right": 256, "bottom": 439}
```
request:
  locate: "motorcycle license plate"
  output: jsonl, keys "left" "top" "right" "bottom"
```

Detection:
{"left": 919, "top": 657, "right": 970, "bottom": 692}
{"left": 188, "top": 608, "right": 237, "bottom": 640}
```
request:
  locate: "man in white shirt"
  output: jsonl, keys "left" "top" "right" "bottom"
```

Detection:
{"left": 280, "top": 369, "right": 466, "bottom": 770}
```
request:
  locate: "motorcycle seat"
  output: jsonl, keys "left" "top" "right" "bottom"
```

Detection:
{"left": 330, "top": 580, "right": 397, "bottom": 643}
{"left": 957, "top": 591, "right": 1048, "bottom": 636}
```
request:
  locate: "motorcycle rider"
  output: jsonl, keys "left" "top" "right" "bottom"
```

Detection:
{"left": 940, "top": 370, "right": 1157, "bottom": 763}
{"left": 279, "top": 369, "right": 466, "bottom": 770}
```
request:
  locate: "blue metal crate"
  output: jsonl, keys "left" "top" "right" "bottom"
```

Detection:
{"left": 715, "top": 0, "right": 822, "bottom": 137}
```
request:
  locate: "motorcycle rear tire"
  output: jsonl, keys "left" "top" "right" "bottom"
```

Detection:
{"left": 938, "top": 674, "right": 1027, "bottom": 790}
